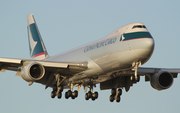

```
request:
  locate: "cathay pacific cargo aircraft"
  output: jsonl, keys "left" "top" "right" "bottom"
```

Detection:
{"left": 0, "top": 14, "right": 179, "bottom": 103}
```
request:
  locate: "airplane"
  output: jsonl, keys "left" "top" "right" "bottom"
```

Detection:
{"left": 0, "top": 14, "right": 179, "bottom": 103}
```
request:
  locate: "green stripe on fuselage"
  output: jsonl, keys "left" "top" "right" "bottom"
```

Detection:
{"left": 123, "top": 32, "right": 152, "bottom": 41}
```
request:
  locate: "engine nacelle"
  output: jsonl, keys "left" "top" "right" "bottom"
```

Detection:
{"left": 150, "top": 71, "right": 174, "bottom": 90}
{"left": 21, "top": 62, "right": 45, "bottom": 82}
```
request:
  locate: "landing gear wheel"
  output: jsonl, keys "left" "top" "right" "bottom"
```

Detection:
{"left": 71, "top": 91, "right": 78, "bottom": 99}
{"left": 67, "top": 90, "right": 72, "bottom": 97}
{"left": 58, "top": 86, "right": 64, "bottom": 92}
{"left": 74, "top": 90, "right": 78, "bottom": 98}
{"left": 85, "top": 93, "right": 89, "bottom": 100}
{"left": 71, "top": 96, "right": 75, "bottom": 99}
{"left": 110, "top": 95, "right": 114, "bottom": 102}
{"left": 57, "top": 92, "right": 62, "bottom": 99}
{"left": 94, "top": 92, "right": 98, "bottom": 99}
{"left": 116, "top": 96, "right": 121, "bottom": 103}
{"left": 111, "top": 88, "right": 116, "bottom": 96}
{"left": 65, "top": 92, "right": 69, "bottom": 99}
{"left": 88, "top": 91, "right": 92, "bottom": 98}
{"left": 92, "top": 97, "right": 95, "bottom": 101}
{"left": 117, "top": 89, "right": 122, "bottom": 96}
{"left": 51, "top": 91, "right": 56, "bottom": 98}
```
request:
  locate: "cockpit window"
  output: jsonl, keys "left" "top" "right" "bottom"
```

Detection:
{"left": 132, "top": 25, "right": 146, "bottom": 29}
{"left": 142, "top": 25, "right": 146, "bottom": 28}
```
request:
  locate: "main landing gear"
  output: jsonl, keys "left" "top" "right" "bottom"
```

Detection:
{"left": 65, "top": 90, "right": 78, "bottom": 99}
{"left": 109, "top": 88, "right": 122, "bottom": 103}
{"left": 84, "top": 84, "right": 99, "bottom": 101}
{"left": 51, "top": 85, "right": 79, "bottom": 100}
{"left": 51, "top": 86, "right": 124, "bottom": 103}
{"left": 51, "top": 85, "right": 63, "bottom": 99}
{"left": 85, "top": 91, "right": 98, "bottom": 101}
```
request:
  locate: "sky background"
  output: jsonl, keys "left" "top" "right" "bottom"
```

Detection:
{"left": 0, "top": 0, "right": 180, "bottom": 113}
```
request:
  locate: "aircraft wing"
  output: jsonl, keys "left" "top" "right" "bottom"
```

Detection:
{"left": 100, "top": 67, "right": 179, "bottom": 92}
{"left": 0, "top": 57, "right": 88, "bottom": 75}
{"left": 137, "top": 67, "right": 179, "bottom": 81}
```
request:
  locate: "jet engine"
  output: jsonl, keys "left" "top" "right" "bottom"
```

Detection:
{"left": 150, "top": 71, "right": 173, "bottom": 90}
{"left": 21, "top": 62, "right": 45, "bottom": 82}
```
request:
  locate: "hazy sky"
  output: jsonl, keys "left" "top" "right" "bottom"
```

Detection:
{"left": 0, "top": 1, "right": 180, "bottom": 113}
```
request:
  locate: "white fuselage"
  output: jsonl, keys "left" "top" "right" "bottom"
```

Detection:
{"left": 45, "top": 22, "right": 155, "bottom": 84}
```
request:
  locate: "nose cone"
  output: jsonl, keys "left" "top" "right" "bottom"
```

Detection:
{"left": 136, "top": 38, "right": 155, "bottom": 64}
{"left": 141, "top": 38, "right": 155, "bottom": 55}
{"left": 128, "top": 33, "right": 155, "bottom": 64}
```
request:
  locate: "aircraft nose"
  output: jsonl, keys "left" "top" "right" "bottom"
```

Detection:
{"left": 128, "top": 34, "right": 155, "bottom": 64}
{"left": 135, "top": 37, "right": 155, "bottom": 63}
{"left": 143, "top": 37, "right": 155, "bottom": 50}
{"left": 130, "top": 37, "right": 154, "bottom": 53}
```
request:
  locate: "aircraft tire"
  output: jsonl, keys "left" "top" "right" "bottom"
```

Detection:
{"left": 92, "top": 97, "right": 95, "bottom": 101}
{"left": 116, "top": 96, "right": 121, "bottom": 103}
{"left": 57, "top": 92, "right": 62, "bottom": 99}
{"left": 85, "top": 93, "right": 89, "bottom": 100}
{"left": 65, "top": 92, "right": 69, "bottom": 99}
{"left": 59, "top": 86, "right": 63, "bottom": 92}
{"left": 117, "top": 89, "right": 122, "bottom": 96}
{"left": 111, "top": 88, "right": 116, "bottom": 96}
{"left": 110, "top": 95, "right": 114, "bottom": 102}
{"left": 88, "top": 91, "right": 92, "bottom": 98}
{"left": 74, "top": 90, "right": 78, "bottom": 98}
{"left": 71, "top": 96, "right": 75, "bottom": 99}
{"left": 67, "top": 90, "right": 72, "bottom": 97}
{"left": 51, "top": 91, "right": 56, "bottom": 98}
{"left": 94, "top": 92, "right": 98, "bottom": 99}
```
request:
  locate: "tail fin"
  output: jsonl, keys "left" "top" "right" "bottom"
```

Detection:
{"left": 27, "top": 14, "right": 49, "bottom": 60}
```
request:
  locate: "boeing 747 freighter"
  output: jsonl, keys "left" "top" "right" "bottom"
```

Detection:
{"left": 0, "top": 14, "right": 179, "bottom": 102}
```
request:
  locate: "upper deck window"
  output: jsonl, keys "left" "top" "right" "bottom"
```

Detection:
{"left": 132, "top": 25, "right": 146, "bottom": 29}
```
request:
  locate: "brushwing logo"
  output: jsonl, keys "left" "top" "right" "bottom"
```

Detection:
{"left": 120, "top": 34, "right": 125, "bottom": 42}
{"left": 29, "top": 31, "right": 37, "bottom": 57}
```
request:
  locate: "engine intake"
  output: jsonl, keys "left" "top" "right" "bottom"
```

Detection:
{"left": 21, "top": 62, "right": 45, "bottom": 81}
{"left": 150, "top": 71, "right": 173, "bottom": 90}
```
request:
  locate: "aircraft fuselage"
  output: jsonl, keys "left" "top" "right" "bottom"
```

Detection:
{"left": 45, "top": 22, "right": 154, "bottom": 84}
